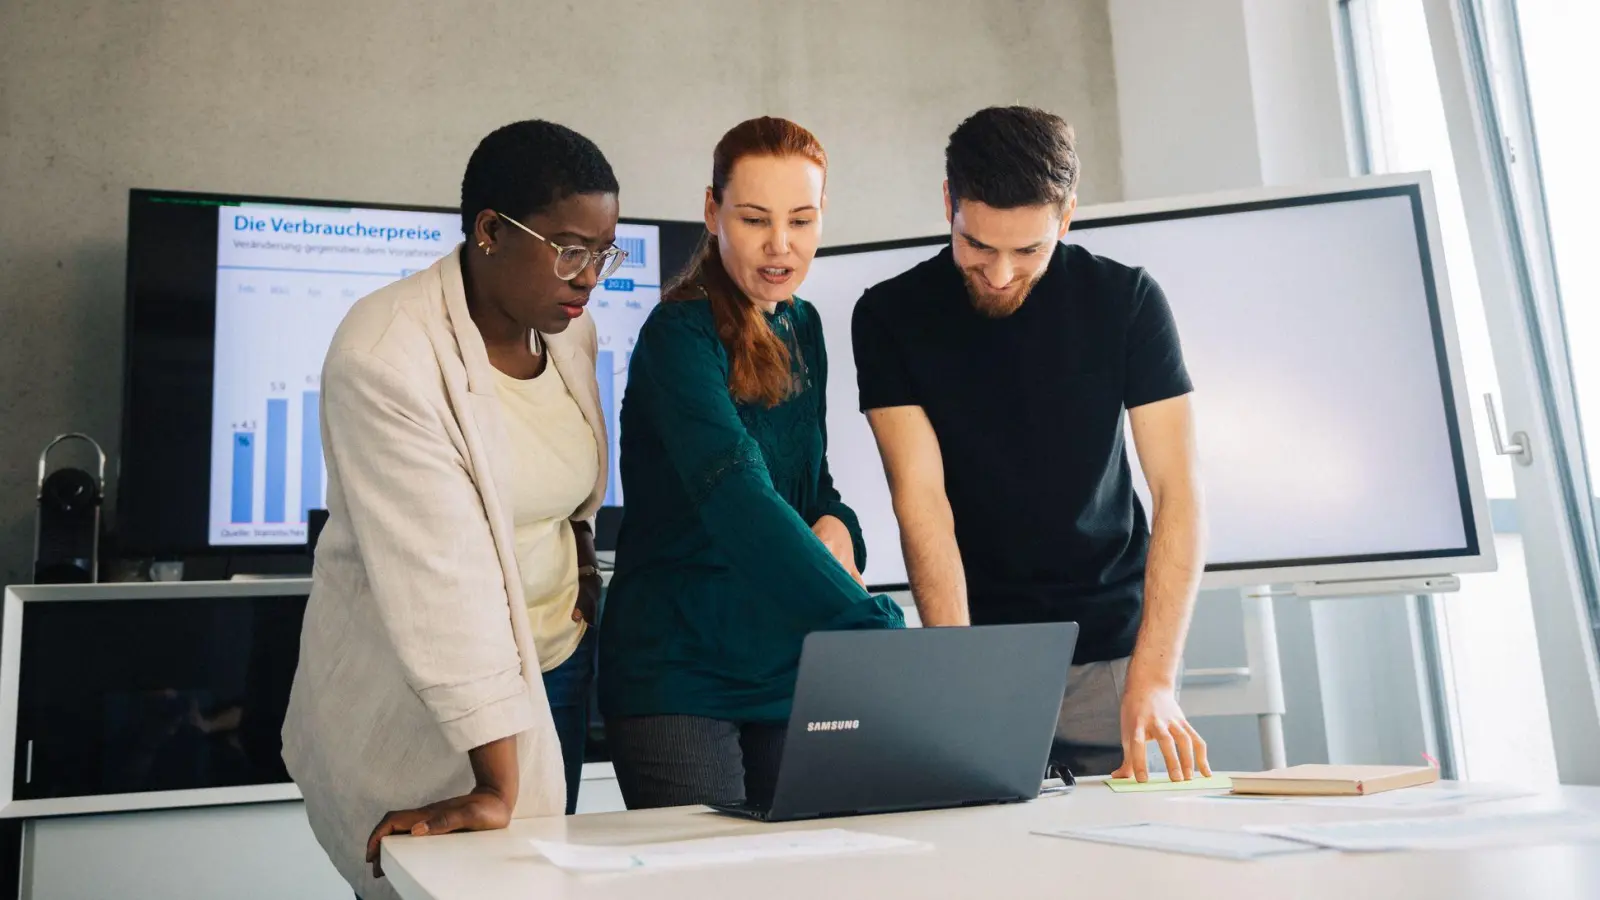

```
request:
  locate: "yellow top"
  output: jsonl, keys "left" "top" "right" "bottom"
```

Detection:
{"left": 493, "top": 358, "right": 599, "bottom": 673}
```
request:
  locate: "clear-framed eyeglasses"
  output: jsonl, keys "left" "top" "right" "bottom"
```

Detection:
{"left": 496, "top": 211, "right": 628, "bottom": 280}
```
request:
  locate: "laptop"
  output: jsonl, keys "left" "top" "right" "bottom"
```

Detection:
{"left": 709, "top": 621, "right": 1078, "bottom": 822}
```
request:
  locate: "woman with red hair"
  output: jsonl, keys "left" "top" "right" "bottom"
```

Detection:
{"left": 600, "top": 118, "right": 903, "bottom": 809}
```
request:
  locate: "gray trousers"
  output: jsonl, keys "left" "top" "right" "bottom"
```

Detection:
{"left": 606, "top": 715, "right": 788, "bottom": 810}
{"left": 1050, "top": 656, "right": 1161, "bottom": 778}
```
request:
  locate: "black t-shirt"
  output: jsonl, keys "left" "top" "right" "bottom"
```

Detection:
{"left": 852, "top": 243, "right": 1192, "bottom": 662}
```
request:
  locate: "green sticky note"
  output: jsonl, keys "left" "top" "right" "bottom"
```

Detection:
{"left": 1105, "top": 774, "right": 1234, "bottom": 793}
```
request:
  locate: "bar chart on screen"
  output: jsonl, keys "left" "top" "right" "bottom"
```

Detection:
{"left": 586, "top": 223, "right": 662, "bottom": 508}
{"left": 221, "top": 384, "right": 324, "bottom": 529}
{"left": 205, "top": 207, "right": 661, "bottom": 545}
{"left": 207, "top": 202, "right": 460, "bottom": 545}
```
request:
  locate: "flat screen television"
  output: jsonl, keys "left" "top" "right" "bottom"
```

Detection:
{"left": 117, "top": 189, "right": 702, "bottom": 566}
{"left": 803, "top": 175, "right": 1494, "bottom": 590}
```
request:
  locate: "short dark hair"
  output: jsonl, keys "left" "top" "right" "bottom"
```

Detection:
{"left": 460, "top": 120, "right": 619, "bottom": 236}
{"left": 945, "top": 106, "right": 1079, "bottom": 210}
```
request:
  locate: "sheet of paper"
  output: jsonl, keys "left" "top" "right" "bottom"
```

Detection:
{"left": 1035, "top": 822, "right": 1321, "bottom": 860}
{"left": 1179, "top": 783, "right": 1537, "bottom": 811}
{"left": 1248, "top": 808, "right": 1600, "bottom": 852}
{"left": 1105, "top": 774, "right": 1234, "bottom": 793}
{"left": 531, "top": 828, "right": 926, "bottom": 873}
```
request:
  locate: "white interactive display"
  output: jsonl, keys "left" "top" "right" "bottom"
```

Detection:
{"left": 208, "top": 202, "right": 659, "bottom": 546}
{"left": 804, "top": 175, "right": 1495, "bottom": 589}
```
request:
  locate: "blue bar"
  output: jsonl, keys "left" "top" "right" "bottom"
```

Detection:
{"left": 264, "top": 398, "right": 288, "bottom": 523}
{"left": 618, "top": 352, "right": 632, "bottom": 505}
{"left": 617, "top": 237, "right": 646, "bottom": 267}
{"left": 231, "top": 433, "right": 254, "bottom": 524}
{"left": 597, "top": 351, "right": 617, "bottom": 506}
{"left": 300, "top": 391, "right": 322, "bottom": 522}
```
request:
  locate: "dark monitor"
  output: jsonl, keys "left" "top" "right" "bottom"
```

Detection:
{"left": 117, "top": 189, "right": 701, "bottom": 562}
{"left": 1, "top": 581, "right": 312, "bottom": 816}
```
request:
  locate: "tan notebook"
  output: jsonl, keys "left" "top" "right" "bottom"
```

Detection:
{"left": 1229, "top": 764, "right": 1439, "bottom": 796}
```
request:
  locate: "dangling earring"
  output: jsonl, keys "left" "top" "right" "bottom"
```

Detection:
{"left": 477, "top": 240, "right": 493, "bottom": 256}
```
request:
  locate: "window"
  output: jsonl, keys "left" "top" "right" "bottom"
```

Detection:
{"left": 1344, "top": 0, "right": 1558, "bottom": 785}
{"left": 1514, "top": 1, "right": 1600, "bottom": 536}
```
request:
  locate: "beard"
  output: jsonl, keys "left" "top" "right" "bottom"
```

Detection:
{"left": 961, "top": 266, "right": 1046, "bottom": 319}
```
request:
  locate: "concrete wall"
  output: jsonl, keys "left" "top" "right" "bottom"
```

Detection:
{"left": 1109, "top": 0, "right": 1265, "bottom": 201}
{"left": 0, "top": 0, "right": 1123, "bottom": 585}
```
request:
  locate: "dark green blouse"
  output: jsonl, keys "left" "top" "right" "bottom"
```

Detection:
{"left": 598, "top": 297, "right": 905, "bottom": 723}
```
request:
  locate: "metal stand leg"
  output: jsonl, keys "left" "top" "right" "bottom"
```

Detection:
{"left": 1258, "top": 712, "right": 1288, "bottom": 771}
{"left": 1177, "top": 587, "right": 1289, "bottom": 770}
{"left": 1243, "top": 587, "right": 1289, "bottom": 770}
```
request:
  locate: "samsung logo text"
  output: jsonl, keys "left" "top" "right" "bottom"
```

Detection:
{"left": 806, "top": 720, "right": 860, "bottom": 732}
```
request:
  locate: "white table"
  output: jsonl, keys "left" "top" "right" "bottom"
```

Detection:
{"left": 381, "top": 780, "right": 1600, "bottom": 899}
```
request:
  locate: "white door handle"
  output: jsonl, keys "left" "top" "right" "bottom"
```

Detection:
{"left": 1484, "top": 393, "right": 1532, "bottom": 466}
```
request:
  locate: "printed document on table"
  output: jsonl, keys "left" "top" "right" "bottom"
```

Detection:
{"left": 531, "top": 828, "right": 926, "bottom": 873}
{"left": 1178, "top": 783, "right": 1537, "bottom": 812}
{"left": 1034, "top": 822, "right": 1322, "bottom": 860}
{"left": 1249, "top": 808, "right": 1600, "bottom": 851}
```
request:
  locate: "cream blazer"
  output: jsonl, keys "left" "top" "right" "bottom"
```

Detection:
{"left": 281, "top": 246, "right": 608, "bottom": 900}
